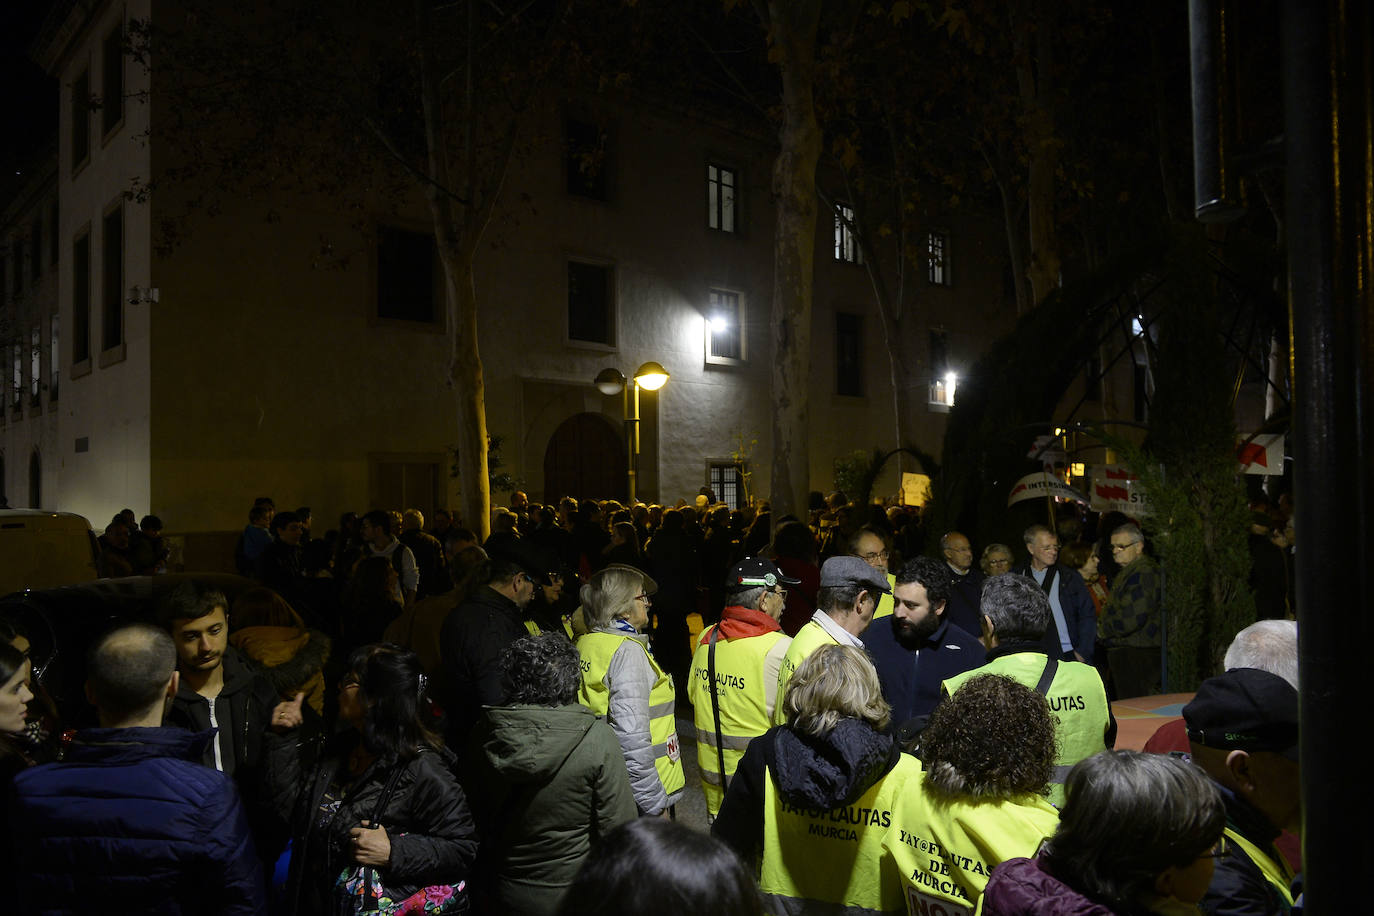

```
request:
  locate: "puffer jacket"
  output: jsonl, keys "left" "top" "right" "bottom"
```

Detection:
{"left": 265, "top": 728, "right": 478, "bottom": 915}
{"left": 10, "top": 726, "right": 264, "bottom": 914}
{"left": 469, "top": 704, "right": 637, "bottom": 916}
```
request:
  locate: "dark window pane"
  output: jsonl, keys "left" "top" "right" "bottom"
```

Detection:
{"left": 102, "top": 207, "right": 123, "bottom": 351}
{"left": 568, "top": 261, "right": 612, "bottom": 344}
{"left": 376, "top": 226, "right": 437, "bottom": 322}
{"left": 73, "top": 235, "right": 90, "bottom": 363}
{"left": 72, "top": 71, "right": 90, "bottom": 167}
{"left": 102, "top": 22, "right": 124, "bottom": 135}
{"left": 566, "top": 119, "right": 609, "bottom": 200}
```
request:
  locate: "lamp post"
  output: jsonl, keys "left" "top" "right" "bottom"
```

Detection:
{"left": 594, "top": 361, "right": 670, "bottom": 503}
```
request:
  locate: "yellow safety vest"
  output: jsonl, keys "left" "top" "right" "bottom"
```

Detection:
{"left": 943, "top": 653, "right": 1109, "bottom": 807}
{"left": 871, "top": 571, "right": 898, "bottom": 620}
{"left": 1223, "top": 827, "right": 1296, "bottom": 908}
{"left": 761, "top": 752, "right": 922, "bottom": 915}
{"left": 773, "top": 620, "right": 841, "bottom": 726}
{"left": 688, "top": 625, "right": 789, "bottom": 817}
{"left": 524, "top": 617, "right": 575, "bottom": 640}
{"left": 576, "top": 631, "right": 685, "bottom": 800}
{"left": 882, "top": 775, "right": 1060, "bottom": 915}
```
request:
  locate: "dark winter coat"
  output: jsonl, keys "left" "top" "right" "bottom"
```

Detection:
{"left": 10, "top": 726, "right": 265, "bottom": 915}
{"left": 265, "top": 728, "right": 477, "bottom": 915}
{"left": 468, "top": 704, "right": 637, "bottom": 916}
{"left": 166, "top": 646, "right": 280, "bottom": 778}
{"left": 439, "top": 586, "right": 528, "bottom": 741}
{"left": 711, "top": 718, "right": 900, "bottom": 865}
{"left": 982, "top": 857, "right": 1120, "bottom": 916}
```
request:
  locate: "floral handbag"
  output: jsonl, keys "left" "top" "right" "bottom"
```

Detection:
{"left": 334, "top": 765, "right": 468, "bottom": 915}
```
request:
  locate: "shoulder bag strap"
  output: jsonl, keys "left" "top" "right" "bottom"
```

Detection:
{"left": 1034, "top": 656, "right": 1060, "bottom": 696}
{"left": 357, "top": 761, "right": 408, "bottom": 913}
{"left": 1038, "top": 566, "right": 1058, "bottom": 595}
{"left": 707, "top": 625, "right": 730, "bottom": 796}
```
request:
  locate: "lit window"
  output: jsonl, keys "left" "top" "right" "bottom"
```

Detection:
{"left": 710, "top": 462, "right": 746, "bottom": 510}
{"left": 926, "top": 231, "right": 951, "bottom": 286}
{"left": 707, "top": 164, "right": 737, "bottom": 233}
{"left": 835, "top": 204, "right": 861, "bottom": 264}
{"left": 929, "top": 373, "right": 958, "bottom": 409}
{"left": 706, "top": 289, "right": 743, "bottom": 364}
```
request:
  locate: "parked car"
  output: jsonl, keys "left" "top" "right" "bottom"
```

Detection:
{"left": 0, "top": 509, "right": 101, "bottom": 597}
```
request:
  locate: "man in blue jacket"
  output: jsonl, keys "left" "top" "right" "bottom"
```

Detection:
{"left": 1013, "top": 524, "right": 1097, "bottom": 663}
{"left": 10, "top": 623, "right": 265, "bottom": 914}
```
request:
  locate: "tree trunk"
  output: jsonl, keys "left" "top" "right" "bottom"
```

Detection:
{"left": 764, "top": 0, "right": 823, "bottom": 521}
{"left": 440, "top": 244, "right": 492, "bottom": 540}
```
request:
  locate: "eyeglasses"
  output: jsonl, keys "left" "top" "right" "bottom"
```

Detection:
{"left": 1200, "top": 837, "right": 1228, "bottom": 859}
{"left": 987, "top": 557, "right": 1012, "bottom": 568}
{"left": 771, "top": 588, "right": 789, "bottom": 600}
{"left": 860, "top": 550, "right": 890, "bottom": 563}
{"left": 635, "top": 593, "right": 652, "bottom": 606}
{"left": 1110, "top": 542, "right": 1136, "bottom": 552}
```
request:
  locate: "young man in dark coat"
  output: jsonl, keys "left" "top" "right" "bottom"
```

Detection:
{"left": 10, "top": 623, "right": 265, "bottom": 913}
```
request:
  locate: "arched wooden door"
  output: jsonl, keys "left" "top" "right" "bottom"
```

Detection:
{"left": 543, "top": 412, "right": 627, "bottom": 503}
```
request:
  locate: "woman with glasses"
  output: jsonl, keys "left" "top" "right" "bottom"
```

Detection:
{"left": 982, "top": 750, "right": 1226, "bottom": 915}
{"left": 266, "top": 643, "right": 476, "bottom": 914}
{"left": 981, "top": 543, "right": 1016, "bottom": 576}
{"left": 576, "top": 565, "right": 685, "bottom": 816}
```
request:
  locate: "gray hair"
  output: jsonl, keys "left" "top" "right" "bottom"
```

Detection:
{"left": 1223, "top": 620, "right": 1299, "bottom": 689}
{"left": 784, "top": 645, "right": 890, "bottom": 736}
{"left": 1023, "top": 524, "right": 1053, "bottom": 546}
{"left": 816, "top": 584, "right": 865, "bottom": 616}
{"left": 501, "top": 633, "right": 581, "bottom": 706}
{"left": 729, "top": 585, "right": 768, "bottom": 610}
{"left": 1043, "top": 751, "right": 1225, "bottom": 909}
{"left": 580, "top": 566, "right": 651, "bottom": 629}
{"left": 980, "top": 573, "right": 1050, "bottom": 641}
{"left": 1111, "top": 524, "right": 1143, "bottom": 545}
{"left": 87, "top": 624, "right": 177, "bottom": 721}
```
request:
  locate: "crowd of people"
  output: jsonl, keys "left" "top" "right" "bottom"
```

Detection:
{"left": 0, "top": 486, "right": 1302, "bottom": 915}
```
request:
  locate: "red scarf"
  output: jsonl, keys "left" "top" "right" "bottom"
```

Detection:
{"left": 715, "top": 604, "right": 783, "bottom": 641}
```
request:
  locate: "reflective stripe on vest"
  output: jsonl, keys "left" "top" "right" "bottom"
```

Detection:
{"left": 576, "top": 631, "right": 685, "bottom": 798}
{"left": 871, "top": 572, "right": 898, "bottom": 620}
{"left": 774, "top": 621, "right": 841, "bottom": 726}
{"left": 760, "top": 752, "right": 922, "bottom": 916}
{"left": 942, "top": 653, "right": 1109, "bottom": 807}
{"left": 1223, "top": 827, "right": 1296, "bottom": 908}
{"left": 881, "top": 775, "right": 1060, "bottom": 914}
{"left": 688, "top": 625, "right": 788, "bottom": 816}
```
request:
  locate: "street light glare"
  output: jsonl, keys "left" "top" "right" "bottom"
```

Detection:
{"left": 634, "top": 361, "right": 670, "bottom": 391}
{"left": 709, "top": 314, "right": 727, "bottom": 333}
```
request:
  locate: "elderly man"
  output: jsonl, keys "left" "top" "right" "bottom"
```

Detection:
{"left": 863, "top": 556, "right": 985, "bottom": 746}
{"left": 774, "top": 555, "right": 891, "bottom": 722}
{"left": 1013, "top": 524, "right": 1096, "bottom": 663}
{"left": 850, "top": 526, "right": 897, "bottom": 620}
{"left": 688, "top": 558, "right": 797, "bottom": 819}
{"left": 940, "top": 530, "right": 984, "bottom": 635}
{"left": 1098, "top": 523, "right": 1163, "bottom": 698}
{"left": 943, "top": 573, "right": 1113, "bottom": 805}
{"left": 12, "top": 624, "right": 266, "bottom": 912}
{"left": 1185, "top": 668, "right": 1301, "bottom": 915}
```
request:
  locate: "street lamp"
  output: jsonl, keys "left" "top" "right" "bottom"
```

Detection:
{"left": 594, "top": 361, "right": 670, "bottom": 503}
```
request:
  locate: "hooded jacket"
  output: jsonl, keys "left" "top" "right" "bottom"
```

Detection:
{"left": 711, "top": 718, "right": 902, "bottom": 865}
{"left": 10, "top": 726, "right": 265, "bottom": 915}
{"left": 229, "top": 622, "right": 331, "bottom": 714}
{"left": 166, "top": 646, "right": 281, "bottom": 777}
{"left": 468, "top": 704, "right": 637, "bottom": 916}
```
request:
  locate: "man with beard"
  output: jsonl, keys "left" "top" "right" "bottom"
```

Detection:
{"left": 861, "top": 556, "right": 984, "bottom": 746}
{"left": 161, "top": 582, "right": 294, "bottom": 864}
{"left": 942, "top": 572, "right": 1113, "bottom": 806}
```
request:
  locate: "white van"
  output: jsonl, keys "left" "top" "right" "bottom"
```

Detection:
{"left": 0, "top": 510, "right": 100, "bottom": 597}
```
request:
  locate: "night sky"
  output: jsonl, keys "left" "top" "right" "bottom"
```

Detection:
{"left": 2, "top": 2, "right": 59, "bottom": 194}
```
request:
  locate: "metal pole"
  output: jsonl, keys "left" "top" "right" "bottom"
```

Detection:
{"left": 624, "top": 383, "right": 636, "bottom": 504}
{"left": 1283, "top": 0, "right": 1372, "bottom": 906}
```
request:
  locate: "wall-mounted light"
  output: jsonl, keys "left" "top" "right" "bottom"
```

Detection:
{"left": 128, "top": 286, "right": 160, "bottom": 305}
